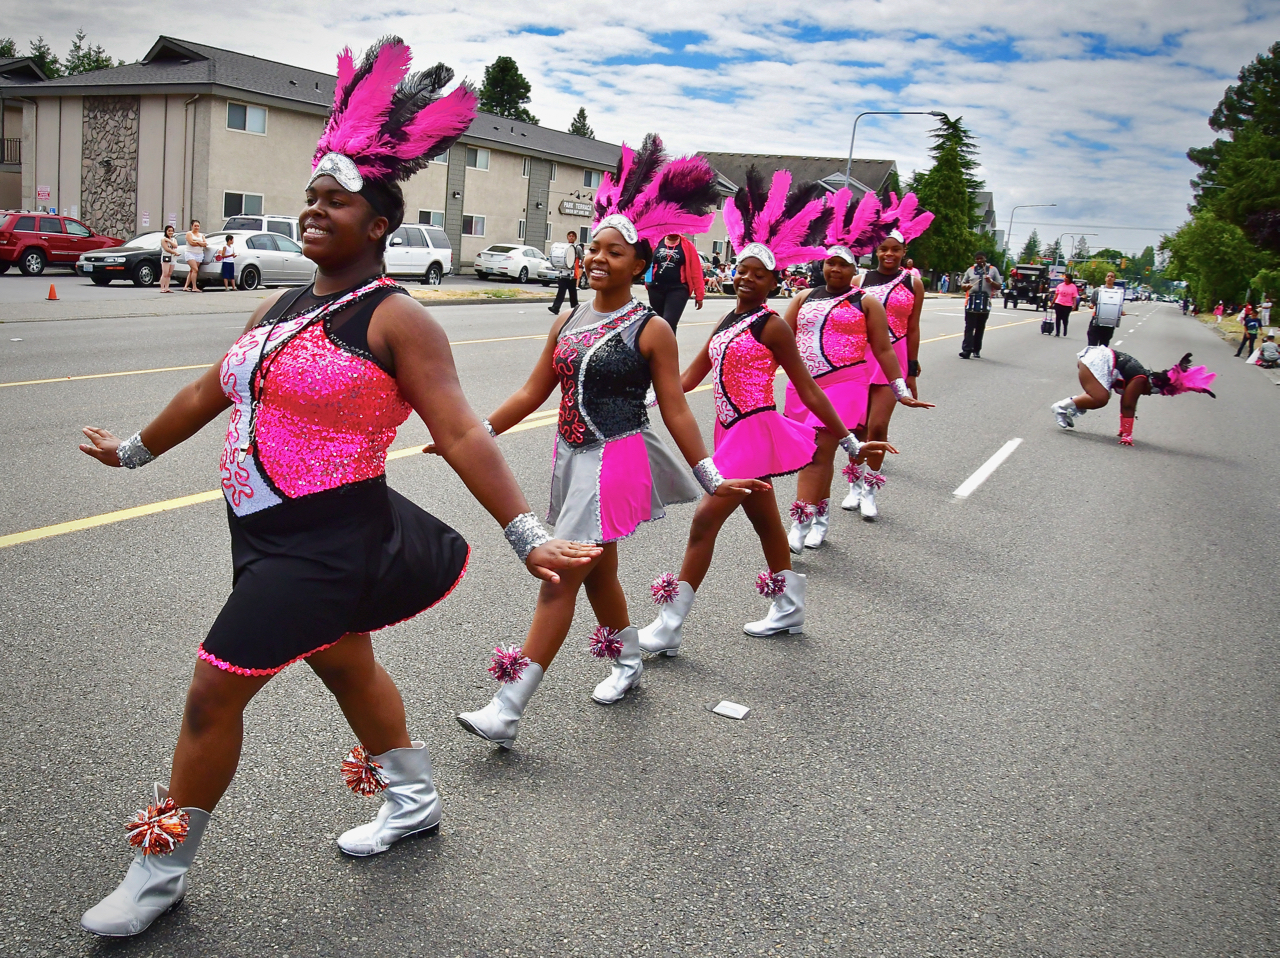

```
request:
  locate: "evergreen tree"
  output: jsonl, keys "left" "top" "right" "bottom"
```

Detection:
{"left": 27, "top": 36, "right": 62, "bottom": 78}
{"left": 908, "top": 146, "right": 975, "bottom": 273}
{"left": 478, "top": 56, "right": 538, "bottom": 125}
{"left": 1042, "top": 238, "right": 1062, "bottom": 264}
{"left": 1072, "top": 234, "right": 1091, "bottom": 261}
{"left": 1018, "top": 230, "right": 1041, "bottom": 263}
{"left": 568, "top": 107, "right": 594, "bottom": 138}
{"left": 877, "top": 167, "right": 901, "bottom": 206}
{"left": 0, "top": 38, "right": 17, "bottom": 58}
{"left": 927, "top": 115, "right": 984, "bottom": 214}
{"left": 64, "top": 29, "right": 121, "bottom": 75}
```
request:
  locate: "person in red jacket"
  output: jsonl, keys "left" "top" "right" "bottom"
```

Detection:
{"left": 645, "top": 232, "right": 705, "bottom": 331}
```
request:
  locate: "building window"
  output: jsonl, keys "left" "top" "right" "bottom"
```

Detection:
{"left": 712, "top": 241, "right": 723, "bottom": 255}
{"left": 465, "top": 147, "right": 490, "bottom": 170}
{"left": 546, "top": 221, "right": 552, "bottom": 241}
{"left": 549, "top": 162, "right": 557, "bottom": 182}
{"left": 223, "top": 191, "right": 264, "bottom": 217}
{"left": 517, "top": 219, "right": 526, "bottom": 239}
{"left": 432, "top": 150, "right": 449, "bottom": 165}
{"left": 462, "top": 215, "right": 485, "bottom": 236}
{"left": 583, "top": 169, "right": 602, "bottom": 188}
{"left": 418, "top": 210, "right": 444, "bottom": 228}
{"left": 226, "top": 102, "right": 267, "bottom": 135}
{"left": 522, "top": 157, "right": 531, "bottom": 178}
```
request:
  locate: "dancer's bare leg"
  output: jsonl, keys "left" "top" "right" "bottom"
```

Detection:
{"left": 741, "top": 487, "right": 792, "bottom": 575}
{"left": 520, "top": 551, "right": 603, "bottom": 668}
{"left": 1072, "top": 362, "right": 1111, "bottom": 410}
{"left": 862, "top": 384, "right": 897, "bottom": 472}
{"left": 677, "top": 490, "right": 751, "bottom": 590}
{"left": 794, "top": 430, "right": 842, "bottom": 503}
{"left": 582, "top": 543, "right": 630, "bottom": 631}
{"left": 308, "top": 632, "right": 411, "bottom": 754}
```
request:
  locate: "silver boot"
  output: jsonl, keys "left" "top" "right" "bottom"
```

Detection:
{"left": 744, "top": 570, "right": 806, "bottom": 636}
{"left": 804, "top": 500, "right": 830, "bottom": 549}
{"left": 337, "top": 741, "right": 441, "bottom": 857}
{"left": 457, "top": 663, "right": 544, "bottom": 749}
{"left": 591, "top": 626, "right": 642, "bottom": 704}
{"left": 638, "top": 581, "right": 696, "bottom": 656}
{"left": 841, "top": 477, "right": 863, "bottom": 511}
{"left": 786, "top": 500, "right": 816, "bottom": 554}
{"left": 1051, "top": 397, "right": 1078, "bottom": 428}
{"left": 859, "top": 472, "right": 883, "bottom": 520}
{"left": 82, "top": 785, "right": 211, "bottom": 937}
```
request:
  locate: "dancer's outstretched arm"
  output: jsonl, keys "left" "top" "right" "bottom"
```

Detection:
{"left": 641, "top": 316, "right": 768, "bottom": 497}
{"left": 80, "top": 291, "right": 290, "bottom": 464}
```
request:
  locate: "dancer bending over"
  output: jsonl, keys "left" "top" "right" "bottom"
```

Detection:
{"left": 453, "top": 137, "right": 763, "bottom": 749}
{"left": 640, "top": 170, "right": 896, "bottom": 656}
{"left": 77, "top": 42, "right": 593, "bottom": 939}
{"left": 1051, "top": 347, "right": 1217, "bottom": 445}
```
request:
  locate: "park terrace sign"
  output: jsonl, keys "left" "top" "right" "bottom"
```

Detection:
{"left": 559, "top": 199, "right": 593, "bottom": 217}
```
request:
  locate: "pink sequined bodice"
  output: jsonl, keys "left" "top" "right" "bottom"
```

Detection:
{"left": 863, "top": 271, "right": 915, "bottom": 341}
{"left": 709, "top": 306, "right": 778, "bottom": 428}
{"left": 794, "top": 289, "right": 867, "bottom": 379}
{"left": 218, "top": 278, "right": 409, "bottom": 516}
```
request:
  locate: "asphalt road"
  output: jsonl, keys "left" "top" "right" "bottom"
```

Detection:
{"left": 0, "top": 294, "right": 1276, "bottom": 957}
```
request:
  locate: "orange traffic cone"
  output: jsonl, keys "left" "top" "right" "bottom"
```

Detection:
{"left": 47, "top": 283, "right": 58, "bottom": 301}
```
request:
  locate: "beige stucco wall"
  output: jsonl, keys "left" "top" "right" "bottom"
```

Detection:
{"left": 544, "top": 161, "right": 596, "bottom": 251}
{"left": 58, "top": 96, "right": 82, "bottom": 219}
{"left": 32, "top": 98, "right": 65, "bottom": 212}
{"left": 457, "top": 147, "right": 529, "bottom": 261}
{"left": 203, "top": 95, "right": 322, "bottom": 228}
{"left": 692, "top": 203, "right": 733, "bottom": 261}
{"left": 400, "top": 159, "right": 449, "bottom": 227}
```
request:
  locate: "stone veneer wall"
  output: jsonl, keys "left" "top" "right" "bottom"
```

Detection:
{"left": 81, "top": 96, "right": 139, "bottom": 239}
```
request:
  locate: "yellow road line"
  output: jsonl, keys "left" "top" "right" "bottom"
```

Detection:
{"left": 0, "top": 316, "right": 1040, "bottom": 548}
{"left": 1, "top": 364, "right": 214, "bottom": 389}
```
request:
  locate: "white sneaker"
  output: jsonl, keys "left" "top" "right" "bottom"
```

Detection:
{"left": 841, "top": 480, "right": 862, "bottom": 511}
{"left": 859, "top": 473, "right": 883, "bottom": 520}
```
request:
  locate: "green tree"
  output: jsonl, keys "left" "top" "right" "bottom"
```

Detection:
{"left": 928, "top": 115, "right": 984, "bottom": 203}
{"left": 1077, "top": 259, "right": 1116, "bottom": 288}
{"left": 1018, "top": 229, "right": 1041, "bottom": 263}
{"left": 27, "top": 36, "right": 62, "bottom": 78}
{"left": 905, "top": 116, "right": 985, "bottom": 274}
{"left": 1161, "top": 210, "right": 1267, "bottom": 308}
{"left": 64, "top": 29, "right": 121, "bottom": 75}
{"left": 568, "top": 107, "right": 594, "bottom": 138}
{"left": 478, "top": 56, "right": 538, "bottom": 124}
{"left": 1072, "top": 235, "right": 1091, "bottom": 261}
{"left": 0, "top": 38, "right": 17, "bottom": 58}
{"left": 1042, "top": 237, "right": 1062, "bottom": 264}
{"left": 877, "top": 167, "right": 901, "bottom": 206}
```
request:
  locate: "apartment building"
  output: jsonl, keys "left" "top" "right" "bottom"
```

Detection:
{"left": 0, "top": 56, "right": 48, "bottom": 209}
{"left": 0, "top": 37, "right": 619, "bottom": 269}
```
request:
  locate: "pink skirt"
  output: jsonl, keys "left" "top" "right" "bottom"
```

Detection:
{"left": 868, "top": 337, "right": 909, "bottom": 385}
{"left": 712, "top": 411, "right": 818, "bottom": 480}
{"left": 783, "top": 364, "right": 871, "bottom": 431}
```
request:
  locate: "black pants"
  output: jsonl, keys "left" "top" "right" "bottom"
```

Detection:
{"left": 1087, "top": 322, "right": 1115, "bottom": 347}
{"left": 961, "top": 310, "right": 989, "bottom": 356}
{"left": 647, "top": 284, "right": 690, "bottom": 331}
{"left": 1236, "top": 332, "right": 1257, "bottom": 356}
{"left": 551, "top": 275, "right": 578, "bottom": 312}
{"left": 1054, "top": 304, "right": 1072, "bottom": 336}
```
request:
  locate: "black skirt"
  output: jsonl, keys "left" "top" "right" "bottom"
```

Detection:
{"left": 198, "top": 476, "right": 469, "bottom": 675}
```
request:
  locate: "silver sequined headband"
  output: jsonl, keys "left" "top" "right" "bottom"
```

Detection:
{"left": 309, "top": 152, "right": 364, "bottom": 193}
{"left": 736, "top": 242, "right": 777, "bottom": 271}
{"left": 825, "top": 245, "right": 856, "bottom": 264}
{"left": 595, "top": 214, "right": 639, "bottom": 245}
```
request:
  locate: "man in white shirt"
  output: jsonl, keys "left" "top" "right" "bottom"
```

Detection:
{"left": 959, "top": 252, "right": 1001, "bottom": 358}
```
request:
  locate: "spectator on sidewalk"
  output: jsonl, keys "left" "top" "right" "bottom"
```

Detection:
{"left": 940, "top": 273, "right": 950, "bottom": 293}
{"left": 1236, "top": 305, "right": 1261, "bottom": 357}
{"left": 1213, "top": 301, "right": 1225, "bottom": 322}
{"left": 959, "top": 252, "right": 1000, "bottom": 359}
{"left": 548, "top": 230, "right": 582, "bottom": 315}
{"left": 645, "top": 232, "right": 704, "bottom": 331}
{"left": 1053, "top": 273, "right": 1081, "bottom": 337}
{"left": 218, "top": 235, "right": 238, "bottom": 290}
{"left": 1261, "top": 298, "right": 1273, "bottom": 326}
{"left": 182, "top": 219, "right": 207, "bottom": 292}
{"left": 159, "top": 225, "right": 179, "bottom": 293}
{"left": 1087, "top": 271, "right": 1125, "bottom": 346}
{"left": 1257, "top": 333, "right": 1280, "bottom": 368}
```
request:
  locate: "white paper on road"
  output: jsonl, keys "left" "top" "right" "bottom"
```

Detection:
{"left": 954, "top": 438, "right": 1023, "bottom": 498}
{"left": 712, "top": 701, "right": 751, "bottom": 720}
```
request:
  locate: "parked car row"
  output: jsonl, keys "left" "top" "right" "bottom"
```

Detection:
{"left": 473, "top": 244, "right": 559, "bottom": 285}
{"left": 0, "top": 210, "right": 123, "bottom": 276}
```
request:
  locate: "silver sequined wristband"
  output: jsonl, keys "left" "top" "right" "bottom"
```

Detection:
{"left": 504, "top": 512, "right": 551, "bottom": 565}
{"left": 890, "top": 378, "right": 912, "bottom": 401}
{"left": 838, "top": 433, "right": 863, "bottom": 458}
{"left": 482, "top": 419, "right": 497, "bottom": 438}
{"left": 116, "top": 431, "right": 156, "bottom": 469}
{"left": 693, "top": 457, "right": 724, "bottom": 495}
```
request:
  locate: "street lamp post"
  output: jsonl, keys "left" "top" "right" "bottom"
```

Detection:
{"left": 1005, "top": 204, "right": 1056, "bottom": 257}
{"left": 844, "top": 110, "right": 949, "bottom": 188}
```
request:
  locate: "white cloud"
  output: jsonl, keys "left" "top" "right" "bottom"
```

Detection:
{"left": 11, "top": 0, "right": 1278, "bottom": 255}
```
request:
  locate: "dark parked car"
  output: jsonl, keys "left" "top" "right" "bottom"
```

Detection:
{"left": 0, "top": 210, "right": 124, "bottom": 276}
{"left": 1003, "top": 263, "right": 1049, "bottom": 309}
{"left": 76, "top": 231, "right": 168, "bottom": 286}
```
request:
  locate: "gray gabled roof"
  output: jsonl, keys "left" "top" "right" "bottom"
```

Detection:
{"left": 463, "top": 114, "right": 620, "bottom": 169}
{"left": 0, "top": 57, "right": 49, "bottom": 85}
{"left": 700, "top": 153, "right": 897, "bottom": 196}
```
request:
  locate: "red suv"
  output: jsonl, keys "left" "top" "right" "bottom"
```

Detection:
{"left": 0, "top": 211, "right": 124, "bottom": 276}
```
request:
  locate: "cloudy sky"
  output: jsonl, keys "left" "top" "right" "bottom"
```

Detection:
{"left": 12, "top": 1, "right": 1278, "bottom": 256}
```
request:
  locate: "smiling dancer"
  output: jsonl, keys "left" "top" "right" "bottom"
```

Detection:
{"left": 77, "top": 40, "right": 596, "bottom": 938}
{"left": 1051, "top": 347, "right": 1217, "bottom": 445}
{"left": 782, "top": 189, "right": 933, "bottom": 549}
{"left": 850, "top": 193, "right": 934, "bottom": 521}
{"left": 638, "top": 170, "right": 898, "bottom": 655}
{"left": 453, "top": 136, "right": 764, "bottom": 748}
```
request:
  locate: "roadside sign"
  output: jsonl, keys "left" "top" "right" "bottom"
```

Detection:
{"left": 142, "top": 211, "right": 150, "bottom": 227}
{"left": 36, "top": 185, "right": 51, "bottom": 203}
{"left": 559, "top": 199, "right": 592, "bottom": 217}
{"left": 168, "top": 213, "right": 177, "bottom": 227}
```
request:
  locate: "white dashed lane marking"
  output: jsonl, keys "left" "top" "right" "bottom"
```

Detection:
{"left": 954, "top": 438, "right": 1023, "bottom": 499}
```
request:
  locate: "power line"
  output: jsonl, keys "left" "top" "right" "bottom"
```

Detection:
{"left": 1013, "top": 221, "right": 1178, "bottom": 232}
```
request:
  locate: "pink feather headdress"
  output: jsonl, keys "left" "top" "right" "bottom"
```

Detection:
{"left": 723, "top": 167, "right": 832, "bottom": 271}
{"left": 823, "top": 187, "right": 888, "bottom": 263}
{"left": 1150, "top": 352, "right": 1217, "bottom": 397}
{"left": 591, "top": 134, "right": 719, "bottom": 246}
{"left": 881, "top": 192, "right": 935, "bottom": 245}
{"left": 310, "top": 36, "right": 477, "bottom": 193}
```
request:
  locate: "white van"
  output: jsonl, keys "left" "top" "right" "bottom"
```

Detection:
{"left": 384, "top": 223, "right": 452, "bottom": 285}
{"left": 221, "top": 214, "right": 299, "bottom": 243}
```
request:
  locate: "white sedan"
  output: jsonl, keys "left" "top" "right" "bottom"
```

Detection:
{"left": 171, "top": 230, "right": 316, "bottom": 290}
{"left": 473, "top": 244, "right": 555, "bottom": 284}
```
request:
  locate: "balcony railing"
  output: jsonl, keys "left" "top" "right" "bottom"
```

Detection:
{"left": 2, "top": 138, "right": 18, "bottom": 165}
